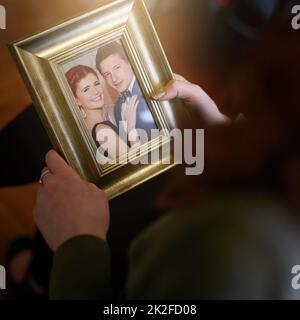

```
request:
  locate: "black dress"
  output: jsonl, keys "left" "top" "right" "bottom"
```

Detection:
{"left": 91, "top": 121, "right": 119, "bottom": 149}
{"left": 91, "top": 120, "right": 132, "bottom": 158}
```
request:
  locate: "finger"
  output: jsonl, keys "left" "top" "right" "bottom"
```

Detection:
{"left": 151, "top": 74, "right": 191, "bottom": 100}
{"left": 34, "top": 182, "right": 49, "bottom": 219}
{"left": 173, "top": 73, "right": 190, "bottom": 83}
{"left": 45, "top": 150, "right": 78, "bottom": 178}
{"left": 35, "top": 182, "right": 44, "bottom": 205}
{"left": 124, "top": 104, "right": 130, "bottom": 118}
{"left": 128, "top": 96, "right": 135, "bottom": 104}
{"left": 130, "top": 95, "right": 138, "bottom": 107}
{"left": 133, "top": 99, "right": 139, "bottom": 112}
{"left": 155, "top": 80, "right": 198, "bottom": 102}
{"left": 131, "top": 99, "right": 139, "bottom": 113}
{"left": 127, "top": 102, "right": 138, "bottom": 120}
{"left": 127, "top": 96, "right": 138, "bottom": 113}
{"left": 126, "top": 98, "right": 133, "bottom": 114}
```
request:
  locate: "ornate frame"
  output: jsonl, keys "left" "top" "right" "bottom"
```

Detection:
{"left": 9, "top": 0, "right": 188, "bottom": 199}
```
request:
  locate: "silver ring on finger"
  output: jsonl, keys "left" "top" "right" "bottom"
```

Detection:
{"left": 39, "top": 168, "right": 52, "bottom": 185}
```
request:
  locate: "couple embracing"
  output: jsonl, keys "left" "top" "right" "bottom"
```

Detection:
{"left": 66, "top": 42, "right": 157, "bottom": 159}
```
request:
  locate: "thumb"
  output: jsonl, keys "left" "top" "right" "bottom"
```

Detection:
{"left": 45, "top": 150, "right": 78, "bottom": 178}
{"left": 152, "top": 80, "right": 198, "bottom": 102}
{"left": 153, "top": 79, "right": 219, "bottom": 112}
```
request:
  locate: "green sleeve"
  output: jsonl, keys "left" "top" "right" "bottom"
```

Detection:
{"left": 49, "top": 235, "right": 112, "bottom": 300}
{"left": 125, "top": 197, "right": 279, "bottom": 299}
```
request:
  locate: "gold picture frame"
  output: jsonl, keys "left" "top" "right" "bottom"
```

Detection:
{"left": 9, "top": 0, "right": 189, "bottom": 199}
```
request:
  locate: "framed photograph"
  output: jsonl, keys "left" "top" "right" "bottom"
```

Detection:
{"left": 9, "top": 0, "right": 188, "bottom": 199}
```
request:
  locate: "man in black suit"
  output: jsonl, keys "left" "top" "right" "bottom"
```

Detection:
{"left": 96, "top": 42, "right": 157, "bottom": 144}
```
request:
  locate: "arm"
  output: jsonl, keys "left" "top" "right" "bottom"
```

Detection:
{"left": 33, "top": 150, "right": 112, "bottom": 300}
{"left": 49, "top": 235, "right": 112, "bottom": 300}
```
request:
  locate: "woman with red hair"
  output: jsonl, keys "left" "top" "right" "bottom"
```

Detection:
{"left": 65, "top": 65, "right": 140, "bottom": 159}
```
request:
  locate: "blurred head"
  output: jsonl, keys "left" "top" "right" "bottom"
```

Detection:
{"left": 158, "top": 27, "right": 300, "bottom": 211}
{"left": 65, "top": 65, "right": 105, "bottom": 111}
{"left": 96, "top": 42, "right": 134, "bottom": 94}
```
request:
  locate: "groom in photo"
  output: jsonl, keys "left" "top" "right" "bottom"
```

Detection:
{"left": 96, "top": 42, "right": 157, "bottom": 144}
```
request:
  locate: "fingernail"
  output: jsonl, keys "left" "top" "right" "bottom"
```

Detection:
{"left": 151, "top": 91, "right": 166, "bottom": 100}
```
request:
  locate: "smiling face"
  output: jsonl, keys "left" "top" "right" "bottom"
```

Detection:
{"left": 75, "top": 73, "right": 105, "bottom": 110}
{"left": 98, "top": 53, "right": 134, "bottom": 94}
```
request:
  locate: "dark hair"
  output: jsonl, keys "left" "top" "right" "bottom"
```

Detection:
{"left": 65, "top": 65, "right": 98, "bottom": 97}
{"left": 95, "top": 42, "right": 128, "bottom": 73}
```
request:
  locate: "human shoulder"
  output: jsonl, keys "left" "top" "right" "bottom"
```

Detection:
{"left": 94, "top": 121, "right": 118, "bottom": 134}
{"left": 130, "top": 193, "right": 295, "bottom": 252}
{"left": 126, "top": 193, "right": 300, "bottom": 299}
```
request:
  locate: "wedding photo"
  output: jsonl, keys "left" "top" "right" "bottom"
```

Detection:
{"left": 63, "top": 41, "right": 157, "bottom": 160}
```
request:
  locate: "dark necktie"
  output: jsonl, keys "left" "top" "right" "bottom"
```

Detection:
{"left": 120, "top": 90, "right": 132, "bottom": 104}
